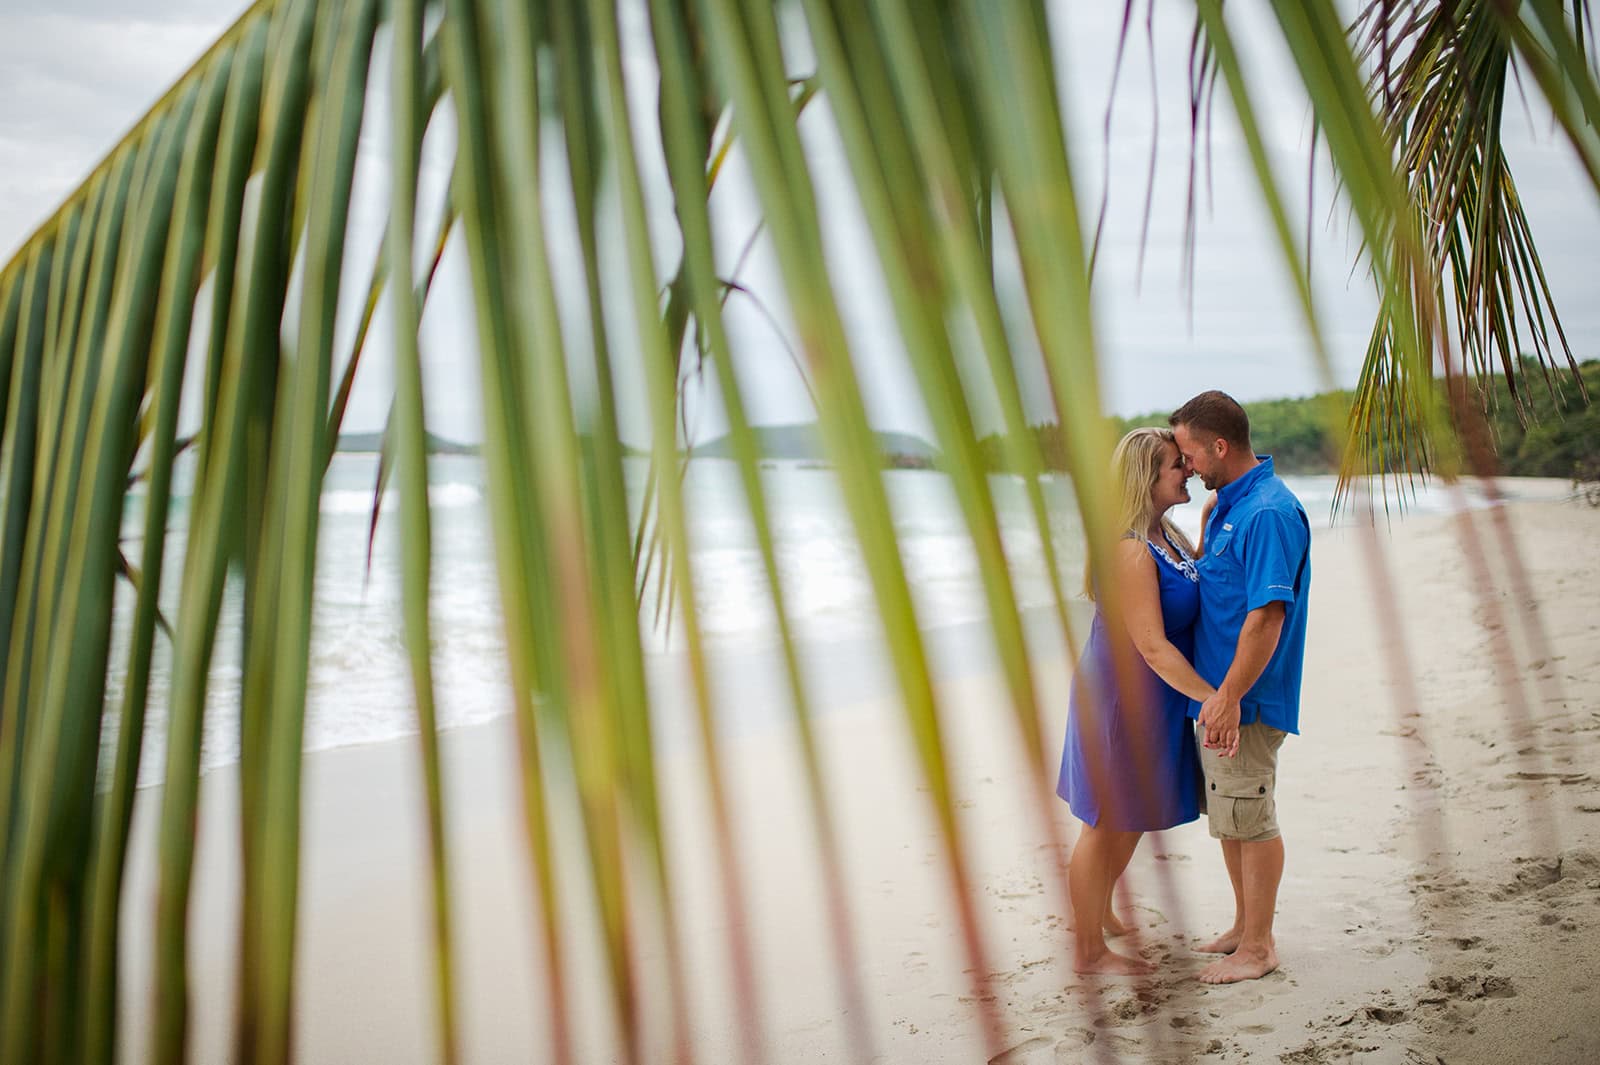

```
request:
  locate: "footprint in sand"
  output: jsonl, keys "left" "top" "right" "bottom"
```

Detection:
{"left": 987, "top": 873, "right": 1042, "bottom": 901}
{"left": 1410, "top": 766, "right": 1445, "bottom": 789}
{"left": 1360, "top": 1005, "right": 1407, "bottom": 1025}
{"left": 1423, "top": 971, "right": 1518, "bottom": 1003}
{"left": 1508, "top": 770, "right": 1592, "bottom": 784}
{"left": 984, "top": 1035, "right": 1052, "bottom": 1064}
{"left": 1280, "top": 1036, "right": 1380, "bottom": 1063}
{"left": 1496, "top": 847, "right": 1600, "bottom": 899}
{"left": 1093, "top": 1029, "right": 1192, "bottom": 1058}
{"left": 1360, "top": 936, "right": 1401, "bottom": 958}
{"left": 1093, "top": 993, "right": 1157, "bottom": 1028}
{"left": 1055, "top": 1026, "right": 1095, "bottom": 1047}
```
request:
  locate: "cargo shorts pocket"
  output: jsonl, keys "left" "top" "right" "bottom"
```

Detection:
{"left": 1205, "top": 772, "right": 1275, "bottom": 840}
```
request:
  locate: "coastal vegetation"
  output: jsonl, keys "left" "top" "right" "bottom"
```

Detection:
{"left": 979, "top": 358, "right": 1600, "bottom": 480}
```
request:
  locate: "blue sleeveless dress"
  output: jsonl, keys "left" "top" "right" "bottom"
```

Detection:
{"left": 1056, "top": 534, "right": 1202, "bottom": 831}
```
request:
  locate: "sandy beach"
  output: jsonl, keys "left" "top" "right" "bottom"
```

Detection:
{"left": 115, "top": 485, "right": 1600, "bottom": 1064}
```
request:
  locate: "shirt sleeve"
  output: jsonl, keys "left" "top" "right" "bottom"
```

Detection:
{"left": 1241, "top": 505, "right": 1309, "bottom": 612}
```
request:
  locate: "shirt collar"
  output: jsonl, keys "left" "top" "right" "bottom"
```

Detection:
{"left": 1214, "top": 455, "right": 1274, "bottom": 517}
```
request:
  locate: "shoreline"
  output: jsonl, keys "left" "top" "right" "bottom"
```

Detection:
{"left": 115, "top": 493, "right": 1600, "bottom": 1063}
{"left": 143, "top": 473, "right": 1581, "bottom": 791}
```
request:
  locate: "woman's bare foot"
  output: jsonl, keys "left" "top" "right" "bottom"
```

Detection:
{"left": 1074, "top": 946, "right": 1156, "bottom": 976}
{"left": 1196, "top": 927, "right": 1242, "bottom": 954}
{"left": 1197, "top": 944, "right": 1278, "bottom": 984}
{"left": 1102, "top": 909, "right": 1133, "bottom": 938}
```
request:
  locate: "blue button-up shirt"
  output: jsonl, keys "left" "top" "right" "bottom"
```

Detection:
{"left": 1190, "top": 456, "right": 1311, "bottom": 734}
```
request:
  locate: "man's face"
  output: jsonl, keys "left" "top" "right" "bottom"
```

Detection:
{"left": 1173, "top": 424, "right": 1225, "bottom": 490}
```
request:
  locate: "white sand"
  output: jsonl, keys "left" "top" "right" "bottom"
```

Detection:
{"left": 116, "top": 487, "right": 1600, "bottom": 1063}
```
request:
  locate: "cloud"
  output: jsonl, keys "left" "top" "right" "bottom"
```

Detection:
{"left": 0, "top": 4, "right": 249, "bottom": 257}
{"left": 2, "top": 1, "right": 1595, "bottom": 440}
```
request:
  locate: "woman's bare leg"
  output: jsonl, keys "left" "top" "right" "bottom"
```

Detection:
{"left": 1069, "top": 823, "right": 1152, "bottom": 974}
{"left": 1102, "top": 831, "right": 1144, "bottom": 936}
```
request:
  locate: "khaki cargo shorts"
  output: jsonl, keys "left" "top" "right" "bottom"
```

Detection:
{"left": 1198, "top": 722, "right": 1286, "bottom": 842}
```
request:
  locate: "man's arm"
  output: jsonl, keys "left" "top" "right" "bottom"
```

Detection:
{"left": 1198, "top": 601, "right": 1286, "bottom": 756}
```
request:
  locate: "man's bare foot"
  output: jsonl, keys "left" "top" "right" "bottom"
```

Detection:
{"left": 1103, "top": 910, "right": 1133, "bottom": 938}
{"left": 1074, "top": 947, "right": 1156, "bottom": 976}
{"left": 1197, "top": 945, "right": 1278, "bottom": 984}
{"left": 1196, "top": 928, "right": 1242, "bottom": 954}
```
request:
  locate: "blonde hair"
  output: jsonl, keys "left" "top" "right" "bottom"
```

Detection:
{"left": 1083, "top": 427, "right": 1197, "bottom": 600}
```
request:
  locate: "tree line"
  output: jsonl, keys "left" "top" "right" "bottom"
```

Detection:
{"left": 977, "top": 359, "right": 1600, "bottom": 480}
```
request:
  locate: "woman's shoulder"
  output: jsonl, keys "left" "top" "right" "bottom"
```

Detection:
{"left": 1112, "top": 536, "right": 1159, "bottom": 572}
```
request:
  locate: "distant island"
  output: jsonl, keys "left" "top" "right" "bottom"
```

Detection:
{"left": 333, "top": 424, "right": 939, "bottom": 468}
{"left": 689, "top": 423, "right": 941, "bottom": 469}
{"left": 981, "top": 358, "right": 1600, "bottom": 480}
{"left": 336, "top": 431, "right": 478, "bottom": 455}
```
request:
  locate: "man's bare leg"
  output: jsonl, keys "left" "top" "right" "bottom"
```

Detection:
{"left": 1069, "top": 824, "right": 1153, "bottom": 974}
{"left": 1200, "top": 835, "right": 1283, "bottom": 984}
{"left": 1198, "top": 838, "right": 1245, "bottom": 953}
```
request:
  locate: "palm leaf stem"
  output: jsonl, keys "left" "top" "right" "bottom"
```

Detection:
{"left": 143, "top": 18, "right": 271, "bottom": 1064}
{"left": 0, "top": 134, "right": 142, "bottom": 1065}
{"left": 812, "top": 0, "right": 1079, "bottom": 957}
{"left": 78, "top": 54, "right": 234, "bottom": 1065}
{"left": 549, "top": 1, "right": 697, "bottom": 1054}
{"left": 438, "top": 0, "right": 576, "bottom": 1058}
{"left": 700, "top": 0, "right": 1005, "bottom": 1053}
{"left": 0, "top": 243, "right": 55, "bottom": 876}
{"left": 649, "top": 1, "right": 877, "bottom": 1058}
{"left": 489, "top": 0, "right": 649, "bottom": 1056}
{"left": 589, "top": 0, "right": 770, "bottom": 1057}
{"left": 389, "top": 2, "right": 460, "bottom": 1060}
{"left": 227, "top": 4, "right": 323, "bottom": 1058}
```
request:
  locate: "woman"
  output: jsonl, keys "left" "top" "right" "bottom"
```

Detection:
{"left": 1057, "top": 427, "right": 1215, "bottom": 974}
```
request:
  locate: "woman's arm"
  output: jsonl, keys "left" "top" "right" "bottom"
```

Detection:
{"left": 1113, "top": 540, "right": 1216, "bottom": 703}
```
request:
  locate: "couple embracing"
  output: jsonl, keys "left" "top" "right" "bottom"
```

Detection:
{"left": 1057, "top": 391, "right": 1311, "bottom": 984}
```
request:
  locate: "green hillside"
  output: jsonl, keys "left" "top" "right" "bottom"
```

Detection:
{"left": 336, "top": 431, "right": 477, "bottom": 455}
{"left": 690, "top": 423, "right": 941, "bottom": 468}
{"left": 979, "top": 359, "right": 1600, "bottom": 479}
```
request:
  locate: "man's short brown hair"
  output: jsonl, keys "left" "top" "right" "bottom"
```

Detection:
{"left": 1169, "top": 390, "right": 1251, "bottom": 449}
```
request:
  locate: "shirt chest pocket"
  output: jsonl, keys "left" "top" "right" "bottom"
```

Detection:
{"left": 1202, "top": 526, "right": 1240, "bottom": 575}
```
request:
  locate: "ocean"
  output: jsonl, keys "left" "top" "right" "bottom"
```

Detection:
{"left": 104, "top": 452, "right": 1571, "bottom": 787}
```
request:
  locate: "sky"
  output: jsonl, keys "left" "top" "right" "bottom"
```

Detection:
{"left": 2, "top": 0, "right": 1597, "bottom": 445}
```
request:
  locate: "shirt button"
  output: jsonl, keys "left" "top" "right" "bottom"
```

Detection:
{"left": 1210, "top": 782, "right": 1216, "bottom": 791}
{"left": 1258, "top": 785, "right": 1266, "bottom": 795}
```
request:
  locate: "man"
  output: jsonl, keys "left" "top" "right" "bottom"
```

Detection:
{"left": 1169, "top": 391, "right": 1311, "bottom": 985}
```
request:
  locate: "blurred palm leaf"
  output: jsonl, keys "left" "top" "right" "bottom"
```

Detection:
{"left": 0, "top": 2, "right": 1593, "bottom": 1063}
{"left": 1343, "top": 1, "right": 1595, "bottom": 485}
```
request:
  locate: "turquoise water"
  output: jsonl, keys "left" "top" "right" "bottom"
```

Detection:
{"left": 104, "top": 453, "right": 1570, "bottom": 785}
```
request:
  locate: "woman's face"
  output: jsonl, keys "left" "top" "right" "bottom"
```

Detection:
{"left": 1151, "top": 440, "right": 1192, "bottom": 512}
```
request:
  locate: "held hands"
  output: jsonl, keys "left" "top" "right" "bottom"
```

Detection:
{"left": 1198, "top": 691, "right": 1241, "bottom": 757}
